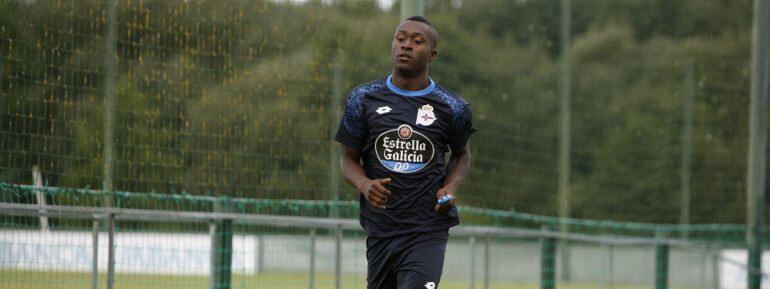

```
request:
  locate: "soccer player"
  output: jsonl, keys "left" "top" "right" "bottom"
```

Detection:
{"left": 335, "top": 16, "right": 475, "bottom": 289}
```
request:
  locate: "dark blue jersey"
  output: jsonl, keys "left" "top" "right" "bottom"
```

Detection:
{"left": 335, "top": 76, "right": 476, "bottom": 238}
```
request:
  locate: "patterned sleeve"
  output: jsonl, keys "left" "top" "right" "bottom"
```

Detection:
{"left": 450, "top": 102, "right": 476, "bottom": 152}
{"left": 334, "top": 87, "right": 367, "bottom": 150}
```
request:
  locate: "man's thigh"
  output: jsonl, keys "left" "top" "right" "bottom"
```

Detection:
{"left": 367, "top": 234, "right": 397, "bottom": 289}
{"left": 367, "top": 230, "right": 449, "bottom": 289}
{"left": 395, "top": 230, "right": 448, "bottom": 289}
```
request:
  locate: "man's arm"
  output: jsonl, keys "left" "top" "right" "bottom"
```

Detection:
{"left": 340, "top": 144, "right": 391, "bottom": 209}
{"left": 435, "top": 143, "right": 472, "bottom": 212}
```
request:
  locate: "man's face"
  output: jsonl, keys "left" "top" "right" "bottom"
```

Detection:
{"left": 391, "top": 21, "right": 437, "bottom": 76}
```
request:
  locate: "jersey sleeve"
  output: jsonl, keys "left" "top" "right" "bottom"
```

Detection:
{"left": 449, "top": 103, "right": 476, "bottom": 152}
{"left": 335, "top": 88, "right": 368, "bottom": 150}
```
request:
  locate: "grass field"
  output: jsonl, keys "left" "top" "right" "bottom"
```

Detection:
{"left": 0, "top": 270, "right": 689, "bottom": 289}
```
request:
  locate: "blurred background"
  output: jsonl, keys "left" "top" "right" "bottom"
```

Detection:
{"left": 0, "top": 0, "right": 759, "bottom": 223}
{"left": 0, "top": 0, "right": 766, "bottom": 289}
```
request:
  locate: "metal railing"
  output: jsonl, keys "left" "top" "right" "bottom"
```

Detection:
{"left": 0, "top": 201, "right": 742, "bottom": 289}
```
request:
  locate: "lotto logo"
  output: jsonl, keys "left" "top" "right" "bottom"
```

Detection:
{"left": 376, "top": 106, "right": 392, "bottom": 114}
{"left": 425, "top": 282, "right": 435, "bottom": 289}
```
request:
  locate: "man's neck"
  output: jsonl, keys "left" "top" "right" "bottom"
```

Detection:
{"left": 391, "top": 71, "right": 431, "bottom": 91}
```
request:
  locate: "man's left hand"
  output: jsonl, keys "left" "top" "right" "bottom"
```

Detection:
{"left": 435, "top": 187, "right": 456, "bottom": 213}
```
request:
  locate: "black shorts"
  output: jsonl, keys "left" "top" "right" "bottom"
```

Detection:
{"left": 366, "top": 229, "right": 449, "bottom": 289}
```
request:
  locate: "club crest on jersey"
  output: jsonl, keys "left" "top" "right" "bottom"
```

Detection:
{"left": 398, "top": 125, "right": 412, "bottom": 138}
{"left": 375, "top": 124, "right": 435, "bottom": 173}
{"left": 416, "top": 104, "right": 437, "bottom": 126}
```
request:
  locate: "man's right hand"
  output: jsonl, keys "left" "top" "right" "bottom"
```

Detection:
{"left": 358, "top": 178, "right": 392, "bottom": 209}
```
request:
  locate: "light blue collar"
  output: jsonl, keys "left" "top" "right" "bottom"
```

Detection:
{"left": 386, "top": 75, "right": 435, "bottom": 97}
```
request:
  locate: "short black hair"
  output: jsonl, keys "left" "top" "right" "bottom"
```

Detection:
{"left": 405, "top": 15, "right": 432, "bottom": 27}
{"left": 403, "top": 15, "right": 438, "bottom": 48}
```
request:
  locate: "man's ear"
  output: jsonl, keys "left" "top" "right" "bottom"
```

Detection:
{"left": 429, "top": 49, "right": 438, "bottom": 62}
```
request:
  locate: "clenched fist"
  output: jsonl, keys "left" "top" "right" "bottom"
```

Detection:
{"left": 358, "top": 178, "right": 392, "bottom": 210}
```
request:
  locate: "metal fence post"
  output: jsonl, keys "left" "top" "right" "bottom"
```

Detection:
{"left": 101, "top": 0, "right": 117, "bottom": 207}
{"left": 655, "top": 230, "right": 669, "bottom": 289}
{"left": 212, "top": 198, "right": 234, "bottom": 289}
{"left": 107, "top": 214, "right": 115, "bottom": 289}
{"left": 558, "top": 0, "right": 573, "bottom": 280}
{"left": 92, "top": 218, "right": 100, "bottom": 289}
{"left": 32, "top": 166, "right": 48, "bottom": 231}
{"left": 335, "top": 224, "right": 342, "bottom": 289}
{"left": 607, "top": 244, "right": 614, "bottom": 289}
{"left": 256, "top": 235, "right": 264, "bottom": 274}
{"left": 541, "top": 226, "right": 556, "bottom": 289}
{"left": 210, "top": 221, "right": 216, "bottom": 288}
{"left": 747, "top": 0, "right": 770, "bottom": 288}
{"left": 712, "top": 246, "right": 721, "bottom": 289}
{"left": 484, "top": 234, "right": 490, "bottom": 289}
{"left": 680, "top": 62, "right": 695, "bottom": 239}
{"left": 309, "top": 228, "right": 316, "bottom": 289}
{"left": 329, "top": 53, "right": 342, "bottom": 220}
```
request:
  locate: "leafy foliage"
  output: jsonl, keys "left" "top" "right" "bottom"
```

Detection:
{"left": 0, "top": 0, "right": 760, "bottom": 223}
